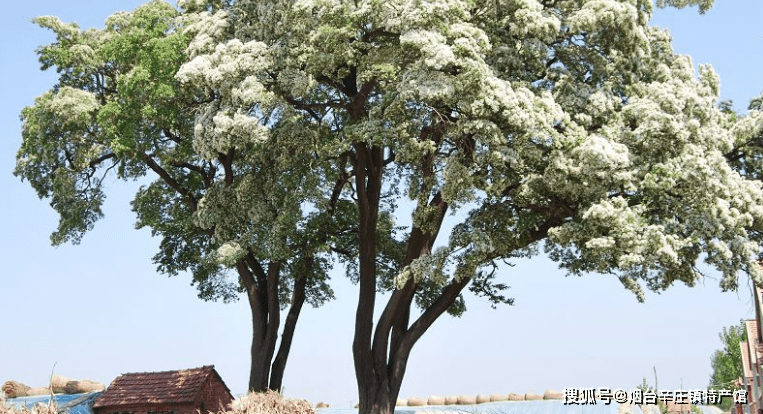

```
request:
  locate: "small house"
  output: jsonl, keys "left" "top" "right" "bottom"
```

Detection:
{"left": 92, "top": 366, "right": 233, "bottom": 414}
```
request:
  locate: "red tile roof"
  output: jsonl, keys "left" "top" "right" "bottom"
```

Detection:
{"left": 93, "top": 366, "right": 232, "bottom": 408}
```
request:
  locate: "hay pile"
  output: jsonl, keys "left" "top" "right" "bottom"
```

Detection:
{"left": 544, "top": 390, "right": 564, "bottom": 400}
{"left": 1, "top": 382, "right": 30, "bottom": 399}
{"left": 229, "top": 390, "right": 313, "bottom": 414}
{"left": 24, "top": 388, "right": 50, "bottom": 397}
{"left": 1, "top": 376, "right": 104, "bottom": 398}
{"left": 490, "top": 393, "right": 506, "bottom": 402}
{"left": 49, "top": 376, "right": 68, "bottom": 394}
{"left": 62, "top": 381, "right": 103, "bottom": 394}
{"left": 457, "top": 395, "right": 476, "bottom": 405}
{"left": 427, "top": 396, "right": 445, "bottom": 405}
{"left": 525, "top": 392, "right": 543, "bottom": 400}
{"left": 406, "top": 397, "right": 426, "bottom": 407}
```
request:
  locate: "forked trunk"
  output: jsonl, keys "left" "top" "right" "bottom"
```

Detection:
{"left": 238, "top": 260, "right": 282, "bottom": 392}
{"left": 247, "top": 296, "right": 278, "bottom": 392}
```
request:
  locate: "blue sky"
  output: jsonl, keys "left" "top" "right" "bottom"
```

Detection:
{"left": 1, "top": 0, "right": 763, "bottom": 409}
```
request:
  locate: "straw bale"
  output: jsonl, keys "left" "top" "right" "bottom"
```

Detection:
{"left": 2, "top": 381, "right": 31, "bottom": 398}
{"left": 227, "top": 390, "right": 313, "bottom": 414}
{"left": 475, "top": 394, "right": 490, "bottom": 404}
{"left": 315, "top": 402, "right": 329, "bottom": 409}
{"left": 525, "top": 392, "right": 543, "bottom": 400}
{"left": 507, "top": 393, "right": 524, "bottom": 401}
{"left": 395, "top": 398, "right": 407, "bottom": 406}
{"left": 26, "top": 387, "right": 51, "bottom": 396}
{"left": 50, "top": 376, "right": 69, "bottom": 394}
{"left": 427, "top": 396, "right": 445, "bottom": 405}
{"left": 457, "top": 395, "right": 476, "bottom": 405}
{"left": 490, "top": 393, "right": 506, "bottom": 402}
{"left": 63, "top": 380, "right": 104, "bottom": 394}
{"left": 544, "top": 390, "right": 564, "bottom": 400}
{"left": 407, "top": 397, "right": 426, "bottom": 406}
{"left": 444, "top": 396, "right": 459, "bottom": 405}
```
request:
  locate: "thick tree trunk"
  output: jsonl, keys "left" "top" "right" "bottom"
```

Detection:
{"left": 249, "top": 338, "right": 272, "bottom": 391}
{"left": 359, "top": 383, "right": 397, "bottom": 414}
{"left": 352, "top": 141, "right": 385, "bottom": 413}
{"left": 269, "top": 259, "right": 310, "bottom": 391}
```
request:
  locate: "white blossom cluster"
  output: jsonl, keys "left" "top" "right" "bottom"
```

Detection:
{"left": 176, "top": 38, "right": 274, "bottom": 160}
{"left": 175, "top": 0, "right": 763, "bottom": 297}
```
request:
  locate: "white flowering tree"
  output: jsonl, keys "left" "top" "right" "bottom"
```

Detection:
{"left": 171, "top": 0, "right": 763, "bottom": 412}
{"left": 14, "top": 0, "right": 350, "bottom": 393}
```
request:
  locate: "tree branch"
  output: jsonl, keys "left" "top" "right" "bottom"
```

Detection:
{"left": 143, "top": 153, "right": 198, "bottom": 211}
{"left": 88, "top": 153, "right": 117, "bottom": 168}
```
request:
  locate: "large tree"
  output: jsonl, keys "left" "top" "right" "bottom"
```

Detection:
{"left": 173, "top": 0, "right": 763, "bottom": 413}
{"left": 15, "top": 0, "right": 345, "bottom": 392}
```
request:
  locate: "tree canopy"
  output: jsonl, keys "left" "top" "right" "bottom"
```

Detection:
{"left": 16, "top": 0, "right": 341, "bottom": 393}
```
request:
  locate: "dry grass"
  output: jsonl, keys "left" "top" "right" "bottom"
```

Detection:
{"left": 224, "top": 390, "right": 314, "bottom": 414}
{"left": 0, "top": 399, "right": 57, "bottom": 414}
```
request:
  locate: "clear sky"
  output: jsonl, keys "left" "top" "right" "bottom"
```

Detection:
{"left": 2, "top": 0, "right": 763, "bottom": 410}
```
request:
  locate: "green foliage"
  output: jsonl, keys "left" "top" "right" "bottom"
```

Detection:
{"left": 16, "top": 0, "right": 341, "bottom": 308}
{"left": 708, "top": 320, "right": 747, "bottom": 411}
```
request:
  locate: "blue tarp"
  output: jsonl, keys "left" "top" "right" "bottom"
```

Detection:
{"left": 3, "top": 392, "right": 101, "bottom": 414}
